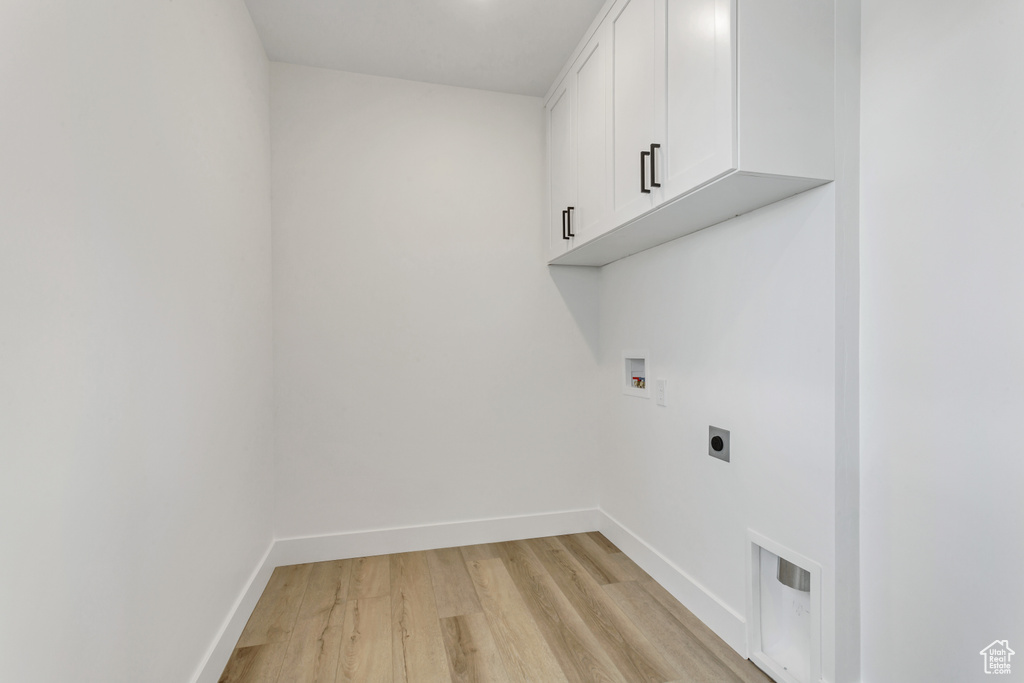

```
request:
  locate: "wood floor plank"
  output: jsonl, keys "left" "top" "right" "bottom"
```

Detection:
{"left": 587, "top": 532, "right": 621, "bottom": 554}
{"left": 427, "top": 547, "right": 482, "bottom": 618}
{"left": 277, "top": 613, "right": 345, "bottom": 683}
{"left": 439, "top": 613, "right": 513, "bottom": 683}
{"left": 465, "top": 557, "right": 570, "bottom": 683}
{"left": 639, "top": 580, "right": 773, "bottom": 683}
{"left": 274, "top": 561, "right": 353, "bottom": 683}
{"left": 459, "top": 543, "right": 507, "bottom": 563}
{"left": 499, "top": 540, "right": 626, "bottom": 683}
{"left": 390, "top": 552, "right": 452, "bottom": 683}
{"left": 605, "top": 553, "right": 650, "bottom": 583}
{"left": 525, "top": 537, "right": 678, "bottom": 683}
{"left": 224, "top": 537, "right": 774, "bottom": 683}
{"left": 337, "top": 596, "right": 393, "bottom": 683}
{"left": 556, "top": 534, "right": 619, "bottom": 585}
{"left": 299, "top": 560, "right": 352, "bottom": 624}
{"left": 349, "top": 555, "right": 390, "bottom": 600}
{"left": 558, "top": 534, "right": 644, "bottom": 584}
{"left": 604, "top": 581, "right": 743, "bottom": 683}
{"left": 218, "top": 642, "right": 288, "bottom": 683}
{"left": 238, "top": 564, "right": 314, "bottom": 647}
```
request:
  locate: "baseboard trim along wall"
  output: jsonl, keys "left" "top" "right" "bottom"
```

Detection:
{"left": 193, "top": 506, "right": 748, "bottom": 682}
{"left": 190, "top": 541, "right": 277, "bottom": 683}
{"left": 268, "top": 508, "right": 604, "bottom": 568}
{"left": 597, "top": 511, "right": 749, "bottom": 657}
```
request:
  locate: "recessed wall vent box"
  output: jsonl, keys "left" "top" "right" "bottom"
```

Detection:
{"left": 747, "top": 531, "right": 822, "bottom": 683}
{"left": 622, "top": 350, "right": 650, "bottom": 398}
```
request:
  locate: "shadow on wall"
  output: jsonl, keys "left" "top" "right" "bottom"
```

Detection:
{"left": 549, "top": 265, "right": 601, "bottom": 359}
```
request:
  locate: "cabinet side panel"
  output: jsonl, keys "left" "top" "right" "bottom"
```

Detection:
{"left": 737, "top": 0, "right": 834, "bottom": 179}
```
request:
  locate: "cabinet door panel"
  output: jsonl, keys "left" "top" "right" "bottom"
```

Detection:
{"left": 611, "top": 0, "right": 657, "bottom": 223}
{"left": 663, "top": 0, "right": 734, "bottom": 196}
{"left": 573, "top": 29, "right": 611, "bottom": 242}
{"left": 548, "top": 82, "right": 573, "bottom": 257}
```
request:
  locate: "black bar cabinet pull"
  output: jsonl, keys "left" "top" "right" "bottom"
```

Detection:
{"left": 567, "top": 206, "right": 575, "bottom": 237}
{"left": 649, "top": 143, "right": 661, "bottom": 188}
{"left": 640, "top": 150, "right": 651, "bottom": 193}
{"left": 562, "top": 209, "right": 569, "bottom": 240}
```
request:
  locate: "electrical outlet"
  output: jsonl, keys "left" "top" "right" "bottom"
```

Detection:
{"left": 709, "top": 426, "right": 730, "bottom": 462}
{"left": 656, "top": 378, "right": 667, "bottom": 406}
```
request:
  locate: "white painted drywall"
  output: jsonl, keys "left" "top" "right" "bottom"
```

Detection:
{"left": 833, "top": 1, "right": 861, "bottom": 681}
{"left": 270, "top": 63, "right": 601, "bottom": 539}
{"left": 861, "top": 1, "right": 1024, "bottom": 680}
{"left": 0, "top": 2, "right": 274, "bottom": 682}
{"left": 597, "top": 186, "right": 837, "bottom": 679}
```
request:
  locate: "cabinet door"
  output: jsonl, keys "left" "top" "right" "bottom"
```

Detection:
{"left": 572, "top": 25, "right": 613, "bottom": 243}
{"left": 660, "top": 0, "right": 735, "bottom": 198}
{"left": 547, "top": 79, "right": 575, "bottom": 259}
{"left": 610, "top": 0, "right": 659, "bottom": 226}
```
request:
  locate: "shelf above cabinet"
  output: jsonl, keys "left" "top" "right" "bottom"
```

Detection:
{"left": 549, "top": 170, "right": 830, "bottom": 267}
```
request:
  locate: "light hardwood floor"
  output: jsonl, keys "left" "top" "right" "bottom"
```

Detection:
{"left": 219, "top": 533, "right": 773, "bottom": 683}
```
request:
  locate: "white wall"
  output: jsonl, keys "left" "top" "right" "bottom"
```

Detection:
{"left": 270, "top": 63, "right": 601, "bottom": 539}
{"left": 597, "top": 186, "right": 838, "bottom": 678}
{"left": 0, "top": 2, "right": 274, "bottom": 682}
{"left": 833, "top": 1, "right": 862, "bottom": 680}
{"left": 861, "top": 1, "right": 1024, "bottom": 680}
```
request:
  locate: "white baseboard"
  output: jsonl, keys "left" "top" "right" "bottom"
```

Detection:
{"left": 597, "top": 510, "right": 749, "bottom": 657}
{"left": 190, "top": 541, "right": 277, "bottom": 683}
{"left": 269, "top": 508, "right": 603, "bottom": 568}
{"left": 192, "top": 508, "right": 601, "bottom": 683}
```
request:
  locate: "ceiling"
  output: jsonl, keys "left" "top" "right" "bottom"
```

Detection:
{"left": 243, "top": 0, "right": 607, "bottom": 97}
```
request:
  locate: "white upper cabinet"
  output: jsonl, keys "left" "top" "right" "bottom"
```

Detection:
{"left": 660, "top": 0, "right": 734, "bottom": 199}
{"left": 610, "top": 0, "right": 659, "bottom": 226}
{"left": 572, "top": 24, "right": 613, "bottom": 244}
{"left": 547, "top": 22, "right": 615, "bottom": 260}
{"left": 546, "top": 77, "right": 575, "bottom": 260}
{"left": 545, "top": 0, "right": 834, "bottom": 266}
